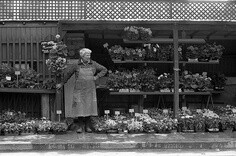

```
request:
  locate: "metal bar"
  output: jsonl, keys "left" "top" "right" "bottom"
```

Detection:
{"left": 6, "top": 28, "right": 10, "bottom": 64}
{"left": 19, "top": 28, "right": 22, "bottom": 69}
{"left": 173, "top": 23, "right": 179, "bottom": 119}
{"left": 12, "top": 28, "right": 16, "bottom": 67}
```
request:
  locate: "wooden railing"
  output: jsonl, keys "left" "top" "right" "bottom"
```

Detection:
{"left": 0, "top": 0, "right": 236, "bottom": 21}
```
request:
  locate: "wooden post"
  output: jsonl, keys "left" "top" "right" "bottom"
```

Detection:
{"left": 41, "top": 94, "right": 50, "bottom": 119}
{"left": 173, "top": 23, "right": 179, "bottom": 118}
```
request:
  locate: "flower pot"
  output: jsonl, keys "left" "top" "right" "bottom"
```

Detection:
{"left": 112, "top": 59, "right": 122, "bottom": 62}
{"left": 207, "top": 128, "right": 219, "bottom": 133}
{"left": 224, "top": 128, "right": 233, "bottom": 133}
{"left": 160, "top": 88, "right": 171, "bottom": 92}
{"left": 188, "top": 58, "right": 198, "bottom": 62}
{"left": 119, "top": 89, "right": 129, "bottom": 92}
{"left": 182, "top": 129, "right": 195, "bottom": 133}
{"left": 183, "top": 89, "right": 194, "bottom": 92}
{"left": 129, "top": 89, "right": 140, "bottom": 92}
{"left": 209, "top": 59, "right": 219, "bottom": 63}
{"left": 144, "top": 129, "right": 156, "bottom": 134}
{"left": 198, "top": 58, "right": 209, "bottom": 62}
{"left": 52, "top": 131, "right": 67, "bottom": 135}
{"left": 106, "top": 129, "right": 118, "bottom": 134}
{"left": 128, "top": 130, "right": 142, "bottom": 134}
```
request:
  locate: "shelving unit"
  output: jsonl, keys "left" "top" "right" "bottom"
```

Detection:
{"left": 109, "top": 34, "right": 215, "bottom": 118}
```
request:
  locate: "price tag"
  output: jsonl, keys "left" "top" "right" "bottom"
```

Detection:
{"left": 56, "top": 110, "right": 62, "bottom": 114}
{"left": 105, "top": 110, "right": 110, "bottom": 114}
{"left": 163, "top": 109, "right": 168, "bottom": 114}
{"left": 134, "top": 113, "right": 139, "bottom": 117}
{"left": 6, "top": 76, "right": 11, "bottom": 81}
{"left": 182, "top": 107, "right": 187, "bottom": 111}
{"left": 143, "top": 109, "right": 148, "bottom": 114}
{"left": 15, "top": 71, "right": 21, "bottom": 75}
{"left": 129, "top": 109, "right": 134, "bottom": 113}
{"left": 232, "top": 109, "right": 236, "bottom": 113}
{"left": 196, "top": 109, "right": 202, "bottom": 113}
{"left": 115, "top": 111, "right": 120, "bottom": 115}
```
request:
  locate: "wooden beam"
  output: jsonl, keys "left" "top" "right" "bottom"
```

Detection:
{"left": 190, "top": 31, "right": 199, "bottom": 38}
{"left": 224, "top": 31, "right": 236, "bottom": 38}
{"left": 206, "top": 31, "right": 217, "bottom": 39}
{"left": 123, "top": 38, "right": 206, "bottom": 44}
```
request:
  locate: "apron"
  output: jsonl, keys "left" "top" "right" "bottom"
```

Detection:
{"left": 71, "top": 66, "right": 97, "bottom": 117}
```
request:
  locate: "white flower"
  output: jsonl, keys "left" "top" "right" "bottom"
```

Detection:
{"left": 55, "top": 34, "right": 60, "bottom": 39}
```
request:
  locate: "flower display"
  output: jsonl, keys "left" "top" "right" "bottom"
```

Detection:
{"left": 51, "top": 122, "right": 68, "bottom": 133}
{"left": 139, "top": 27, "right": 152, "bottom": 41}
{"left": 107, "top": 68, "right": 158, "bottom": 92}
{"left": 211, "top": 73, "right": 227, "bottom": 90}
{"left": 41, "top": 35, "right": 68, "bottom": 77}
{"left": 186, "top": 45, "right": 200, "bottom": 60}
{"left": 124, "top": 26, "right": 139, "bottom": 40}
{"left": 180, "top": 71, "right": 212, "bottom": 91}
{"left": 157, "top": 73, "right": 174, "bottom": 90}
{"left": 104, "top": 43, "right": 146, "bottom": 61}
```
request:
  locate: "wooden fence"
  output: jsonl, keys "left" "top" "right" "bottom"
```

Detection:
{"left": 0, "top": 0, "right": 236, "bottom": 21}
{"left": 0, "top": 22, "right": 58, "bottom": 80}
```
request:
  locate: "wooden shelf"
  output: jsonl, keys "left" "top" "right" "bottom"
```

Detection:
{"left": 110, "top": 91, "right": 211, "bottom": 95}
{"left": 0, "top": 88, "right": 56, "bottom": 94}
{"left": 123, "top": 38, "right": 206, "bottom": 44}
{"left": 112, "top": 60, "right": 219, "bottom": 64}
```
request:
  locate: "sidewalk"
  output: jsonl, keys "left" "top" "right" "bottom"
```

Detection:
{"left": 1, "top": 131, "right": 236, "bottom": 151}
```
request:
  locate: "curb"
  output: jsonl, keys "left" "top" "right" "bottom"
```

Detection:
{"left": 1, "top": 141, "right": 236, "bottom": 151}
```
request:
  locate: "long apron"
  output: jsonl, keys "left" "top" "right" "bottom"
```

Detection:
{"left": 71, "top": 66, "right": 98, "bottom": 117}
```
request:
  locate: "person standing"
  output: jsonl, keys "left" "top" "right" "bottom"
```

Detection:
{"left": 56, "top": 48, "right": 107, "bottom": 133}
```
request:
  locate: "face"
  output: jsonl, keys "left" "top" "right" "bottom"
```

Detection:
{"left": 82, "top": 52, "right": 91, "bottom": 60}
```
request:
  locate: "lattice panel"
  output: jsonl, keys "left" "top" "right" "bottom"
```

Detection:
{"left": 86, "top": 1, "right": 170, "bottom": 20}
{"left": 0, "top": 0, "right": 85, "bottom": 20}
{"left": 0, "top": 0, "right": 236, "bottom": 21}
{"left": 172, "top": 2, "right": 235, "bottom": 21}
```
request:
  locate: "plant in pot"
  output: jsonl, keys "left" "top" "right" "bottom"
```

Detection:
{"left": 104, "top": 44, "right": 123, "bottom": 61}
{"left": 186, "top": 45, "right": 200, "bottom": 61}
{"left": 157, "top": 73, "right": 174, "bottom": 92}
{"left": 211, "top": 73, "right": 227, "bottom": 90}
{"left": 127, "top": 118, "right": 143, "bottom": 133}
{"left": 178, "top": 115, "right": 195, "bottom": 132}
{"left": 123, "top": 26, "right": 139, "bottom": 41}
{"left": 198, "top": 44, "right": 211, "bottom": 62}
{"left": 208, "top": 43, "right": 224, "bottom": 61}
{"left": 219, "top": 115, "right": 234, "bottom": 132}
{"left": 203, "top": 109, "right": 220, "bottom": 132}
{"left": 138, "top": 68, "right": 158, "bottom": 92}
{"left": 139, "top": 27, "right": 152, "bottom": 41}
{"left": 157, "top": 45, "right": 171, "bottom": 61}
{"left": 194, "top": 114, "right": 206, "bottom": 132}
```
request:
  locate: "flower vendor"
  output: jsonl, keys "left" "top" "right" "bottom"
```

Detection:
{"left": 56, "top": 48, "right": 107, "bottom": 133}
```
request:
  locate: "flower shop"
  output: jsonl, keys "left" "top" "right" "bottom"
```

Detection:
{"left": 0, "top": 0, "right": 236, "bottom": 135}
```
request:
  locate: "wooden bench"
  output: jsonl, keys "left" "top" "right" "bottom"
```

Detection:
{"left": 0, "top": 88, "right": 56, "bottom": 120}
{"left": 109, "top": 91, "right": 214, "bottom": 112}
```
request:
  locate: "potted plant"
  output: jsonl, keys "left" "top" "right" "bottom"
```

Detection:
{"left": 211, "top": 73, "right": 227, "bottom": 90}
{"left": 139, "top": 27, "right": 152, "bottom": 41}
{"left": 186, "top": 45, "right": 200, "bottom": 62}
{"left": 157, "top": 73, "right": 174, "bottom": 92}
{"left": 127, "top": 118, "right": 143, "bottom": 133}
{"left": 123, "top": 26, "right": 139, "bottom": 41}
{"left": 203, "top": 110, "right": 220, "bottom": 132}
{"left": 208, "top": 43, "right": 224, "bottom": 61}
{"left": 51, "top": 122, "right": 68, "bottom": 134}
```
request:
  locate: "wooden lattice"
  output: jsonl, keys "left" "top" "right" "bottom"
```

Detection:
{"left": 0, "top": 0, "right": 236, "bottom": 21}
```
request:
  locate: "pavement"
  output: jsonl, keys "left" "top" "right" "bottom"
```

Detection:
{"left": 1, "top": 131, "right": 236, "bottom": 151}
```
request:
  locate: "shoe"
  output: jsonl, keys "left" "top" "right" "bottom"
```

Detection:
{"left": 76, "top": 127, "right": 83, "bottom": 133}
{"left": 85, "top": 117, "right": 92, "bottom": 133}
{"left": 85, "top": 126, "right": 92, "bottom": 133}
